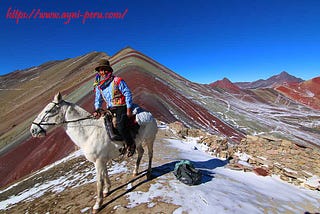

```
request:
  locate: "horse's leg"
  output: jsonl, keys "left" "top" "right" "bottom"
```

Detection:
{"left": 146, "top": 137, "right": 155, "bottom": 179}
{"left": 133, "top": 144, "right": 144, "bottom": 176}
{"left": 93, "top": 160, "right": 105, "bottom": 212}
{"left": 103, "top": 169, "right": 111, "bottom": 197}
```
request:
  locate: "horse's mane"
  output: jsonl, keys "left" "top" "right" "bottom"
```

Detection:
{"left": 62, "top": 100, "right": 96, "bottom": 125}
{"left": 64, "top": 100, "right": 90, "bottom": 114}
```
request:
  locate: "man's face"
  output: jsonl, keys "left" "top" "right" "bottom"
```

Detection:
{"left": 99, "top": 67, "right": 110, "bottom": 77}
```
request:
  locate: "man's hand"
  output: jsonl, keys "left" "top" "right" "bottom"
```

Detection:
{"left": 93, "top": 109, "right": 102, "bottom": 119}
{"left": 127, "top": 108, "right": 133, "bottom": 117}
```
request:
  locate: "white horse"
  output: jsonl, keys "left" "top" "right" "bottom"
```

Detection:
{"left": 30, "top": 92, "right": 158, "bottom": 212}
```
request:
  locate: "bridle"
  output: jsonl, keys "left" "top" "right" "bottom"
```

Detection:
{"left": 32, "top": 101, "right": 93, "bottom": 135}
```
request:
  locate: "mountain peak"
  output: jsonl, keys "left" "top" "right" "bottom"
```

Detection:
{"left": 235, "top": 71, "right": 303, "bottom": 89}
{"left": 111, "top": 46, "right": 137, "bottom": 59}
{"left": 222, "top": 77, "right": 231, "bottom": 82}
{"left": 209, "top": 77, "right": 241, "bottom": 93}
{"left": 279, "top": 71, "right": 289, "bottom": 75}
{"left": 268, "top": 71, "right": 303, "bottom": 83}
{"left": 277, "top": 71, "right": 291, "bottom": 79}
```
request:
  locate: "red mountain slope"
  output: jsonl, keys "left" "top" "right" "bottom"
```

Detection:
{"left": 275, "top": 77, "right": 320, "bottom": 110}
{"left": 209, "top": 78, "right": 242, "bottom": 94}
{"left": 110, "top": 49, "right": 245, "bottom": 140}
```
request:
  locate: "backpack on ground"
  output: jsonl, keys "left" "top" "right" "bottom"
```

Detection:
{"left": 173, "top": 160, "right": 202, "bottom": 185}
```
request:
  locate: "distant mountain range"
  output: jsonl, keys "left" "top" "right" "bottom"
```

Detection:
{"left": 0, "top": 47, "right": 319, "bottom": 188}
{"left": 234, "top": 71, "right": 304, "bottom": 89}
{"left": 209, "top": 72, "right": 319, "bottom": 110}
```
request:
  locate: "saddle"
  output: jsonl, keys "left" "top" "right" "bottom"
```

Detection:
{"left": 103, "top": 110, "right": 140, "bottom": 141}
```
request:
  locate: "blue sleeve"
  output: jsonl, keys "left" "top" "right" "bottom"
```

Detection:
{"left": 94, "top": 86, "right": 103, "bottom": 110}
{"left": 119, "top": 80, "right": 133, "bottom": 108}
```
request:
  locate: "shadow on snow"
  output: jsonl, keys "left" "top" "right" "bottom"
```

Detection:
{"left": 98, "top": 158, "right": 228, "bottom": 212}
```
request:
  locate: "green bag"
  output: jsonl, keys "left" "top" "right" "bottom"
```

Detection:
{"left": 173, "top": 160, "right": 202, "bottom": 185}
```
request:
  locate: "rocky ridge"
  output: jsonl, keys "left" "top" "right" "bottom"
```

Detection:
{"left": 169, "top": 121, "right": 320, "bottom": 191}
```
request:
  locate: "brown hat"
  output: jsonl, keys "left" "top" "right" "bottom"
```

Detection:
{"left": 95, "top": 58, "right": 113, "bottom": 72}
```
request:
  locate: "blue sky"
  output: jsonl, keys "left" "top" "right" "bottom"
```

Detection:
{"left": 1, "top": 0, "right": 319, "bottom": 83}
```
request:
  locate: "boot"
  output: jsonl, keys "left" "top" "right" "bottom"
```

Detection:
{"left": 105, "top": 117, "right": 123, "bottom": 141}
{"left": 127, "top": 143, "right": 136, "bottom": 157}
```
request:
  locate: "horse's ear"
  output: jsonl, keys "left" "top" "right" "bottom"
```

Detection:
{"left": 54, "top": 92, "right": 62, "bottom": 103}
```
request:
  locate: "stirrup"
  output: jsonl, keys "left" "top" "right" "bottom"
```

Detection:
{"left": 127, "top": 144, "right": 136, "bottom": 157}
{"left": 119, "top": 147, "right": 126, "bottom": 155}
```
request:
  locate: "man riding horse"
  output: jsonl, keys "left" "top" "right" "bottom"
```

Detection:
{"left": 93, "top": 58, "right": 136, "bottom": 157}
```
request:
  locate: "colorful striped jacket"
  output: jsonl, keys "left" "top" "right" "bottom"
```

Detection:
{"left": 94, "top": 74, "right": 133, "bottom": 110}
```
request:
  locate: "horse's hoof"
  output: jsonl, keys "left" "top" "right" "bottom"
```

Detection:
{"left": 93, "top": 204, "right": 100, "bottom": 213}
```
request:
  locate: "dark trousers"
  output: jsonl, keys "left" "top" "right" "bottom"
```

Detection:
{"left": 110, "top": 106, "right": 134, "bottom": 146}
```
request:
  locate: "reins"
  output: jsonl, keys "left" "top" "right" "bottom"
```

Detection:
{"left": 32, "top": 101, "right": 94, "bottom": 132}
{"left": 32, "top": 116, "right": 94, "bottom": 126}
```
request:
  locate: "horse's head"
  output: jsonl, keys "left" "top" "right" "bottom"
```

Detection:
{"left": 30, "top": 92, "right": 66, "bottom": 137}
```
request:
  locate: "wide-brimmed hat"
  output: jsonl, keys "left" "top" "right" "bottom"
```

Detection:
{"left": 95, "top": 58, "right": 113, "bottom": 72}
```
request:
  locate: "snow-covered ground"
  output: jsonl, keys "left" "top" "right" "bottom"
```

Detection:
{"left": 1, "top": 126, "right": 319, "bottom": 213}
{"left": 158, "top": 138, "right": 320, "bottom": 213}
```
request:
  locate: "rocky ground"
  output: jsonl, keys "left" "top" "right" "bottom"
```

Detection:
{"left": 169, "top": 121, "right": 320, "bottom": 191}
